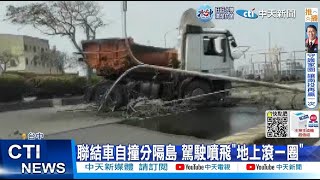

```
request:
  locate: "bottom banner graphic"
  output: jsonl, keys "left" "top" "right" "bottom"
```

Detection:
{"left": 0, "top": 140, "right": 319, "bottom": 179}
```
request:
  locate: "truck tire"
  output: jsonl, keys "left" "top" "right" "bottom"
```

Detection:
{"left": 105, "top": 85, "right": 126, "bottom": 110}
{"left": 93, "top": 81, "right": 111, "bottom": 103}
{"left": 94, "top": 81, "right": 126, "bottom": 110}
{"left": 183, "top": 80, "right": 212, "bottom": 102}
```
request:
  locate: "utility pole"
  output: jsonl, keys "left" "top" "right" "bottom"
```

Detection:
{"left": 268, "top": 32, "right": 271, "bottom": 67}
{"left": 164, "top": 28, "right": 178, "bottom": 48}
{"left": 293, "top": 51, "right": 296, "bottom": 75}
{"left": 122, "top": 1, "right": 128, "bottom": 38}
{"left": 264, "top": 53, "right": 267, "bottom": 79}
{"left": 279, "top": 51, "right": 281, "bottom": 78}
{"left": 268, "top": 32, "right": 271, "bottom": 52}
{"left": 258, "top": 52, "right": 268, "bottom": 79}
{"left": 251, "top": 54, "right": 254, "bottom": 75}
{"left": 268, "top": 32, "right": 273, "bottom": 79}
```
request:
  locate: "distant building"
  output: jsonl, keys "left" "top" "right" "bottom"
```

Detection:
{"left": 0, "top": 34, "right": 63, "bottom": 74}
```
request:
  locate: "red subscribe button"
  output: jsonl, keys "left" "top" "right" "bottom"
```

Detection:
{"left": 246, "top": 164, "right": 256, "bottom": 170}
{"left": 176, "top": 164, "right": 185, "bottom": 170}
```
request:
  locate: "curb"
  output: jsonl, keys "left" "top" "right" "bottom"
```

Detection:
{"left": 215, "top": 123, "right": 265, "bottom": 144}
{"left": 0, "top": 96, "right": 85, "bottom": 113}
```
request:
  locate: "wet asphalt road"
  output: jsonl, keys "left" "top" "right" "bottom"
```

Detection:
{"left": 0, "top": 105, "right": 122, "bottom": 139}
{"left": 45, "top": 105, "right": 266, "bottom": 144}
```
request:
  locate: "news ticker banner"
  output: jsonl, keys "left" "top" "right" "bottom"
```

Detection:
{"left": 1, "top": 140, "right": 320, "bottom": 179}
{"left": 265, "top": 110, "right": 319, "bottom": 138}
{"left": 305, "top": 8, "right": 318, "bottom": 109}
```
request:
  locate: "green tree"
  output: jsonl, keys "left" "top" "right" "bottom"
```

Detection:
{"left": 5, "top": 1, "right": 108, "bottom": 80}
{"left": 40, "top": 49, "right": 65, "bottom": 74}
{"left": 0, "top": 50, "right": 20, "bottom": 72}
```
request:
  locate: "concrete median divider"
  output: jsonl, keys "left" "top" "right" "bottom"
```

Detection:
{"left": 0, "top": 99, "right": 53, "bottom": 113}
{"left": 0, "top": 96, "right": 84, "bottom": 112}
{"left": 61, "top": 96, "right": 86, "bottom": 106}
{"left": 215, "top": 123, "right": 266, "bottom": 145}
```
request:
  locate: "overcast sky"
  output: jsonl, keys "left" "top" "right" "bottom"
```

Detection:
{"left": 0, "top": 1, "right": 318, "bottom": 70}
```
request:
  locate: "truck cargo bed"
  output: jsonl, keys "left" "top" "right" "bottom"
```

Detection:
{"left": 81, "top": 38, "right": 178, "bottom": 77}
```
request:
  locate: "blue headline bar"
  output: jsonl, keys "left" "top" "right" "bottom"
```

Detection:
{"left": 75, "top": 144, "right": 320, "bottom": 162}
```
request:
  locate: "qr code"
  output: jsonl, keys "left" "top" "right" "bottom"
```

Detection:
{"left": 266, "top": 110, "right": 289, "bottom": 138}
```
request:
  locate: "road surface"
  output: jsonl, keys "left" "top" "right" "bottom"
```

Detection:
{"left": 0, "top": 82, "right": 317, "bottom": 145}
{"left": 0, "top": 102, "right": 267, "bottom": 144}
{"left": 0, "top": 104, "right": 121, "bottom": 139}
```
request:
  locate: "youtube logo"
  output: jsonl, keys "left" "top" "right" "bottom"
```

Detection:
{"left": 176, "top": 164, "right": 185, "bottom": 170}
{"left": 246, "top": 164, "right": 256, "bottom": 170}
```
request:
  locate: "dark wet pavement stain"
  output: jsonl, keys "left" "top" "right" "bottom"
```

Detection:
{"left": 119, "top": 105, "right": 266, "bottom": 140}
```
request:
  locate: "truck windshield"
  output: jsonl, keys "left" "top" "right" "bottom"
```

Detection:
{"left": 203, "top": 36, "right": 225, "bottom": 56}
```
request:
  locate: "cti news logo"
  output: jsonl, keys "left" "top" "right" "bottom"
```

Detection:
{"left": 236, "top": 8, "right": 258, "bottom": 19}
{"left": 7, "top": 144, "right": 66, "bottom": 174}
{"left": 246, "top": 164, "right": 256, "bottom": 170}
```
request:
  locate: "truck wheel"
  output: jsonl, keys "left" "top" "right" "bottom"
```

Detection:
{"left": 94, "top": 82, "right": 125, "bottom": 110}
{"left": 184, "top": 80, "right": 212, "bottom": 102}
{"left": 104, "top": 86, "right": 125, "bottom": 110}
{"left": 94, "top": 81, "right": 112, "bottom": 103}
